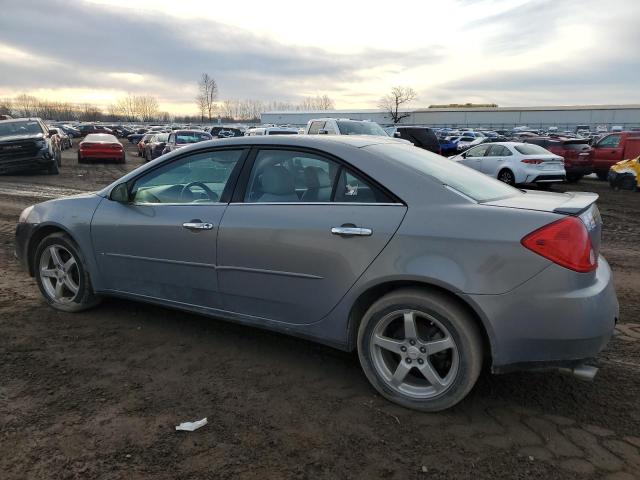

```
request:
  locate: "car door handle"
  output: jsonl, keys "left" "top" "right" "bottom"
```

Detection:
{"left": 183, "top": 222, "right": 214, "bottom": 231}
{"left": 331, "top": 227, "right": 373, "bottom": 237}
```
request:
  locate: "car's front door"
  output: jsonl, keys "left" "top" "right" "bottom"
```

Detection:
{"left": 217, "top": 148, "right": 407, "bottom": 325}
{"left": 460, "top": 144, "right": 491, "bottom": 171}
{"left": 593, "top": 134, "right": 623, "bottom": 171}
{"left": 91, "top": 148, "right": 246, "bottom": 308}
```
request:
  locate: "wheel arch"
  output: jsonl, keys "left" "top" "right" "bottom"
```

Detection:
{"left": 346, "top": 279, "right": 495, "bottom": 367}
{"left": 26, "top": 223, "right": 80, "bottom": 276}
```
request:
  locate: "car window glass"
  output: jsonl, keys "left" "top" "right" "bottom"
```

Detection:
{"left": 308, "top": 121, "right": 325, "bottom": 134}
{"left": 245, "top": 149, "right": 339, "bottom": 203}
{"left": 597, "top": 135, "right": 621, "bottom": 148}
{"left": 466, "top": 144, "right": 491, "bottom": 157}
{"left": 334, "top": 169, "right": 392, "bottom": 203}
{"left": 132, "top": 150, "right": 243, "bottom": 204}
{"left": 323, "top": 122, "right": 337, "bottom": 134}
{"left": 487, "top": 145, "right": 510, "bottom": 156}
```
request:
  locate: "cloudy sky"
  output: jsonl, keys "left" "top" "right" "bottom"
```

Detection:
{"left": 1, "top": 0, "right": 639, "bottom": 114}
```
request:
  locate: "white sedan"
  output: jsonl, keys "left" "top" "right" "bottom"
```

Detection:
{"left": 450, "top": 142, "right": 566, "bottom": 186}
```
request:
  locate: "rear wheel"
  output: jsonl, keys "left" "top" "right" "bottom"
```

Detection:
{"left": 498, "top": 169, "right": 516, "bottom": 185}
{"left": 34, "top": 233, "right": 100, "bottom": 312}
{"left": 47, "top": 159, "right": 59, "bottom": 175}
{"left": 357, "top": 288, "right": 483, "bottom": 412}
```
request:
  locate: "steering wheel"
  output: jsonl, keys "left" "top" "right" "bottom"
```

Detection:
{"left": 180, "top": 182, "right": 219, "bottom": 202}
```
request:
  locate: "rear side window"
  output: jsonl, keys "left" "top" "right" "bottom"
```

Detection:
{"left": 308, "top": 121, "right": 325, "bottom": 134}
{"left": 487, "top": 145, "right": 512, "bottom": 156}
{"left": 366, "top": 143, "right": 521, "bottom": 202}
{"left": 244, "top": 149, "right": 393, "bottom": 204}
{"left": 334, "top": 170, "right": 392, "bottom": 203}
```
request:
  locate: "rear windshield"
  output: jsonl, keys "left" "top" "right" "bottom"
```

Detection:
{"left": 0, "top": 120, "right": 43, "bottom": 137}
{"left": 336, "top": 121, "right": 387, "bottom": 136}
{"left": 514, "top": 144, "right": 552, "bottom": 155}
{"left": 176, "top": 132, "right": 212, "bottom": 143}
{"left": 367, "top": 143, "right": 521, "bottom": 202}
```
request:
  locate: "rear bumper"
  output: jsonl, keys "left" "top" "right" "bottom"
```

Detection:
{"left": 526, "top": 174, "right": 567, "bottom": 183}
{"left": 565, "top": 165, "right": 594, "bottom": 176}
{"left": 470, "top": 256, "right": 618, "bottom": 372}
{"left": 79, "top": 150, "right": 125, "bottom": 161}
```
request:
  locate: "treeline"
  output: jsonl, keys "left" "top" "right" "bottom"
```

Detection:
{"left": 0, "top": 92, "right": 336, "bottom": 123}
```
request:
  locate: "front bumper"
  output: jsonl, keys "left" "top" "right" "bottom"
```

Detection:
{"left": 470, "top": 256, "right": 618, "bottom": 372}
{"left": 0, "top": 149, "right": 54, "bottom": 174}
{"left": 14, "top": 222, "right": 35, "bottom": 273}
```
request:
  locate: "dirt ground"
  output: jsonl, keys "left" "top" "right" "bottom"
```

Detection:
{"left": 1, "top": 140, "right": 639, "bottom": 480}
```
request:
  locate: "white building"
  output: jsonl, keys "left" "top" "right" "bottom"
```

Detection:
{"left": 261, "top": 104, "right": 640, "bottom": 130}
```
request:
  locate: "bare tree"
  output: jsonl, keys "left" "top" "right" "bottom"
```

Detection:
{"left": 378, "top": 86, "right": 417, "bottom": 124}
{"left": 0, "top": 98, "right": 13, "bottom": 116}
{"left": 196, "top": 73, "right": 218, "bottom": 121}
{"left": 134, "top": 95, "right": 159, "bottom": 122}
{"left": 14, "top": 94, "right": 38, "bottom": 117}
{"left": 299, "top": 95, "right": 335, "bottom": 111}
{"left": 114, "top": 94, "right": 138, "bottom": 121}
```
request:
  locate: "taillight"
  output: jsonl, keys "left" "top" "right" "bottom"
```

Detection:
{"left": 521, "top": 159, "right": 544, "bottom": 164}
{"left": 521, "top": 217, "right": 597, "bottom": 273}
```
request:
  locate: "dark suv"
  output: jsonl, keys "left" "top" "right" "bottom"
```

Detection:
{"left": 0, "top": 118, "right": 61, "bottom": 175}
{"left": 386, "top": 126, "right": 441, "bottom": 154}
{"left": 524, "top": 137, "right": 593, "bottom": 182}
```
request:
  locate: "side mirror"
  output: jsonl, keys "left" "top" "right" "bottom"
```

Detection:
{"left": 110, "top": 182, "right": 131, "bottom": 203}
{"left": 318, "top": 129, "right": 329, "bottom": 135}
{"left": 393, "top": 131, "right": 401, "bottom": 138}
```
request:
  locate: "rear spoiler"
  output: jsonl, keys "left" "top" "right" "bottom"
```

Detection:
{"left": 553, "top": 192, "right": 598, "bottom": 215}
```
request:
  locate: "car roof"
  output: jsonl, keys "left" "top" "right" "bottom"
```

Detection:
{"left": 0, "top": 117, "right": 41, "bottom": 123}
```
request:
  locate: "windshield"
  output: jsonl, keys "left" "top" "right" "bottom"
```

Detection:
{"left": 176, "top": 132, "right": 212, "bottom": 143}
{"left": 336, "top": 121, "right": 387, "bottom": 136}
{"left": 0, "top": 120, "right": 43, "bottom": 137}
{"left": 514, "top": 144, "right": 552, "bottom": 155}
{"left": 366, "top": 143, "right": 521, "bottom": 202}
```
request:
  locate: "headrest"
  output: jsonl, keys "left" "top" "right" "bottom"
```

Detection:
{"left": 261, "top": 166, "right": 295, "bottom": 195}
{"left": 304, "top": 166, "right": 331, "bottom": 188}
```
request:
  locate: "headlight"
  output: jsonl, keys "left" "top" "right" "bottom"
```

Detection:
{"left": 18, "top": 205, "right": 34, "bottom": 223}
{"left": 35, "top": 140, "right": 47, "bottom": 148}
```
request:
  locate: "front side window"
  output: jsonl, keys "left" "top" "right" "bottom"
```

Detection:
{"left": 597, "top": 134, "right": 621, "bottom": 148}
{"left": 131, "top": 150, "right": 243, "bottom": 204}
{"left": 465, "top": 144, "right": 491, "bottom": 157}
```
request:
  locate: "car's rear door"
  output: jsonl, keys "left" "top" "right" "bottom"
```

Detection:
{"left": 482, "top": 144, "right": 511, "bottom": 176}
{"left": 91, "top": 148, "right": 247, "bottom": 309}
{"left": 216, "top": 147, "right": 407, "bottom": 325}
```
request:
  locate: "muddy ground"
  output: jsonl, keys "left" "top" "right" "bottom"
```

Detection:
{"left": 1, "top": 140, "right": 639, "bottom": 480}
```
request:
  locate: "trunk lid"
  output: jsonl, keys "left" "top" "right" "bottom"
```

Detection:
{"left": 484, "top": 190, "right": 602, "bottom": 259}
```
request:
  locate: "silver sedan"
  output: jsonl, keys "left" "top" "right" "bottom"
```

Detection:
{"left": 15, "top": 135, "right": 618, "bottom": 411}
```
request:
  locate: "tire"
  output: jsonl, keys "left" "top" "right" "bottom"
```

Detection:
{"left": 47, "top": 159, "right": 59, "bottom": 175}
{"left": 357, "top": 288, "right": 483, "bottom": 412}
{"left": 497, "top": 169, "right": 516, "bottom": 186}
{"left": 77, "top": 152, "right": 83, "bottom": 164}
{"left": 596, "top": 171, "right": 609, "bottom": 181}
{"left": 34, "top": 232, "right": 101, "bottom": 313}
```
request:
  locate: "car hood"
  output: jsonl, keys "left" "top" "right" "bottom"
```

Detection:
{"left": 0, "top": 133, "right": 44, "bottom": 143}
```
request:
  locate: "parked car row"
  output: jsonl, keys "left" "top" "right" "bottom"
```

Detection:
{"left": 0, "top": 117, "right": 62, "bottom": 174}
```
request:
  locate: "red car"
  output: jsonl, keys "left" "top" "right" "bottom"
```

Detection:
{"left": 137, "top": 133, "right": 155, "bottom": 157}
{"left": 78, "top": 133, "right": 125, "bottom": 164}
{"left": 592, "top": 131, "right": 640, "bottom": 180}
{"left": 525, "top": 137, "right": 593, "bottom": 182}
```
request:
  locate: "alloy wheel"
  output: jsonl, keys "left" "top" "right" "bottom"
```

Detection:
{"left": 370, "top": 309, "right": 459, "bottom": 399}
{"left": 498, "top": 170, "right": 515, "bottom": 185}
{"left": 38, "top": 244, "right": 80, "bottom": 303}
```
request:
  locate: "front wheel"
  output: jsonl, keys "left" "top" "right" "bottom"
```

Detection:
{"left": 357, "top": 288, "right": 483, "bottom": 412}
{"left": 34, "top": 233, "right": 101, "bottom": 312}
